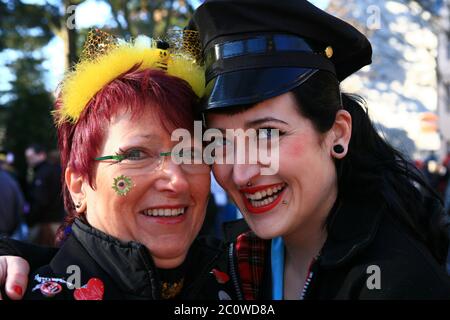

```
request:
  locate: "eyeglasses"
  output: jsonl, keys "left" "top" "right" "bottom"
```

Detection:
{"left": 94, "top": 147, "right": 210, "bottom": 175}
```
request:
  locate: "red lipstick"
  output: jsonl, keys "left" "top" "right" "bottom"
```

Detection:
{"left": 240, "top": 183, "right": 286, "bottom": 214}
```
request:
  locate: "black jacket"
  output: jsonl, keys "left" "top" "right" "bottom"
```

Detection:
{"left": 1, "top": 219, "right": 238, "bottom": 300}
{"left": 223, "top": 198, "right": 450, "bottom": 299}
{"left": 0, "top": 169, "right": 25, "bottom": 236}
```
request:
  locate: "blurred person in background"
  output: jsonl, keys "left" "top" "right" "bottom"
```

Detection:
{"left": 441, "top": 152, "right": 450, "bottom": 213}
{"left": 24, "top": 144, "right": 65, "bottom": 245}
{"left": 0, "top": 150, "right": 18, "bottom": 181}
{"left": 0, "top": 160, "right": 25, "bottom": 238}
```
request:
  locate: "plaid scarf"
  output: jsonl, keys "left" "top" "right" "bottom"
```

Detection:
{"left": 235, "top": 231, "right": 269, "bottom": 300}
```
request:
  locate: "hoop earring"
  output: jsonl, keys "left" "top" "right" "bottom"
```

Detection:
{"left": 333, "top": 144, "right": 344, "bottom": 154}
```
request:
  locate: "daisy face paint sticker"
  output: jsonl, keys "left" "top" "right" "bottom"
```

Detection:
{"left": 112, "top": 174, "right": 133, "bottom": 196}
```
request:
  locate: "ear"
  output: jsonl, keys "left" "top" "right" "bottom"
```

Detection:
{"left": 65, "top": 166, "right": 87, "bottom": 213}
{"left": 330, "top": 109, "right": 352, "bottom": 159}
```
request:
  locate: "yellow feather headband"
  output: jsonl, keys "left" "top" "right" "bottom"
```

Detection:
{"left": 57, "top": 29, "right": 205, "bottom": 125}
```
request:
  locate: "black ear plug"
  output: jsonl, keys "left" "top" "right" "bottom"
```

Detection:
{"left": 333, "top": 144, "right": 344, "bottom": 154}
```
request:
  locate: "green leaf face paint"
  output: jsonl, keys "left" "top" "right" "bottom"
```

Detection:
{"left": 112, "top": 175, "right": 133, "bottom": 196}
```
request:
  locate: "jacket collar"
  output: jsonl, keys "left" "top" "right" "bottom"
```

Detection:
{"left": 223, "top": 218, "right": 250, "bottom": 243}
{"left": 67, "top": 219, "right": 161, "bottom": 299}
{"left": 51, "top": 219, "right": 226, "bottom": 299}
{"left": 319, "top": 198, "right": 384, "bottom": 268}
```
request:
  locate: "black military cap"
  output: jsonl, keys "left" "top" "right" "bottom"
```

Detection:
{"left": 188, "top": 0, "right": 372, "bottom": 111}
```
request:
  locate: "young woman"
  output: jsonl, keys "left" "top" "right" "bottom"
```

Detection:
{"left": 191, "top": 0, "right": 450, "bottom": 299}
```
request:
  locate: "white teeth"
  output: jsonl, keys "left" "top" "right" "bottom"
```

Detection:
{"left": 144, "top": 207, "right": 185, "bottom": 217}
{"left": 244, "top": 184, "right": 285, "bottom": 201}
{"left": 247, "top": 185, "right": 285, "bottom": 208}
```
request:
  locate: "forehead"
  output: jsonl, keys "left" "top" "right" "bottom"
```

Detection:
{"left": 206, "top": 92, "right": 298, "bottom": 127}
{"left": 105, "top": 109, "right": 169, "bottom": 144}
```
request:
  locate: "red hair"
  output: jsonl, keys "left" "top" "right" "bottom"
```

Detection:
{"left": 55, "top": 67, "right": 197, "bottom": 244}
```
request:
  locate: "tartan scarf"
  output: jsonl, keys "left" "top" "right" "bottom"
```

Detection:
{"left": 235, "top": 231, "right": 269, "bottom": 300}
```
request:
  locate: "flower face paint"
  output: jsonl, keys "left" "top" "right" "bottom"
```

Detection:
{"left": 112, "top": 174, "right": 134, "bottom": 196}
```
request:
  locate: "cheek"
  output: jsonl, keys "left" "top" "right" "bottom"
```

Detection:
{"left": 278, "top": 135, "right": 331, "bottom": 186}
{"left": 212, "top": 164, "right": 232, "bottom": 189}
{"left": 93, "top": 169, "right": 138, "bottom": 214}
{"left": 280, "top": 135, "right": 308, "bottom": 162}
{"left": 190, "top": 174, "right": 211, "bottom": 204}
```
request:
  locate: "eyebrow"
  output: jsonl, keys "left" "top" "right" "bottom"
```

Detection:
{"left": 244, "top": 117, "right": 289, "bottom": 127}
{"left": 212, "top": 117, "right": 288, "bottom": 132}
{"left": 126, "top": 134, "right": 160, "bottom": 141}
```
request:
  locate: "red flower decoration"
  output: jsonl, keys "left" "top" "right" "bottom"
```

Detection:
{"left": 211, "top": 268, "right": 230, "bottom": 284}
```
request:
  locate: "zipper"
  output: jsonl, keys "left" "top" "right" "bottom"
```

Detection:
{"left": 299, "top": 255, "right": 319, "bottom": 300}
{"left": 137, "top": 244, "right": 161, "bottom": 299}
{"left": 299, "top": 269, "right": 314, "bottom": 300}
{"left": 228, "top": 243, "right": 244, "bottom": 300}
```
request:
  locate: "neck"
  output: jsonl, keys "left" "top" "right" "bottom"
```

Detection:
{"left": 284, "top": 225, "right": 327, "bottom": 272}
{"left": 283, "top": 191, "right": 337, "bottom": 270}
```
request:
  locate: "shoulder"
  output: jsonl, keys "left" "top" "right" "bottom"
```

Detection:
{"left": 341, "top": 213, "right": 450, "bottom": 299}
{"left": 24, "top": 234, "right": 122, "bottom": 300}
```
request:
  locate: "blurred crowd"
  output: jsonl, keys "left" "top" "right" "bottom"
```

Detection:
{"left": 416, "top": 152, "right": 450, "bottom": 215}
{"left": 0, "top": 144, "right": 65, "bottom": 245}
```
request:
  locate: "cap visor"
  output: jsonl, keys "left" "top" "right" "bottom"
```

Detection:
{"left": 203, "top": 67, "right": 318, "bottom": 111}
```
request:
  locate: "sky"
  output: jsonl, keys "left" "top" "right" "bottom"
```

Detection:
{"left": 0, "top": 0, "right": 330, "bottom": 96}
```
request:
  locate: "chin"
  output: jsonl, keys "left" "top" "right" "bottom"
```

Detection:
{"left": 147, "top": 243, "right": 190, "bottom": 268}
{"left": 246, "top": 219, "right": 285, "bottom": 240}
{"left": 152, "top": 253, "right": 188, "bottom": 269}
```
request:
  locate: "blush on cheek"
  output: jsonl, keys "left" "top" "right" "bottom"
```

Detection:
{"left": 283, "top": 137, "right": 306, "bottom": 157}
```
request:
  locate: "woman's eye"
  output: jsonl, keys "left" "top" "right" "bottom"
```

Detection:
{"left": 258, "top": 128, "right": 272, "bottom": 139}
{"left": 124, "top": 149, "right": 145, "bottom": 160}
{"left": 258, "top": 128, "right": 281, "bottom": 140}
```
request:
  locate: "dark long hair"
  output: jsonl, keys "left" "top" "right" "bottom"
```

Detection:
{"left": 292, "top": 70, "right": 449, "bottom": 264}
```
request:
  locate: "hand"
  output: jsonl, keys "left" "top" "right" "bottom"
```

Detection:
{"left": 0, "top": 256, "right": 30, "bottom": 300}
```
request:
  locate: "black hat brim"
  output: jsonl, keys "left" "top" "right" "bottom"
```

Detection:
{"left": 203, "top": 67, "right": 318, "bottom": 111}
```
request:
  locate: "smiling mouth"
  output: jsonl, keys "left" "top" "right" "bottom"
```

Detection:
{"left": 241, "top": 183, "right": 287, "bottom": 214}
{"left": 141, "top": 207, "right": 187, "bottom": 217}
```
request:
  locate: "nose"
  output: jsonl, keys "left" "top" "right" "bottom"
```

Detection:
{"left": 153, "top": 158, "right": 190, "bottom": 195}
{"left": 232, "top": 163, "right": 261, "bottom": 188}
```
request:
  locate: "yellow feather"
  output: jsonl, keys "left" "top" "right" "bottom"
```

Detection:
{"left": 58, "top": 44, "right": 204, "bottom": 125}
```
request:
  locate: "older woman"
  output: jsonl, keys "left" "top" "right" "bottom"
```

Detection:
{"left": 0, "top": 29, "right": 239, "bottom": 300}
